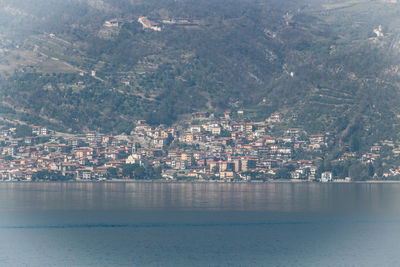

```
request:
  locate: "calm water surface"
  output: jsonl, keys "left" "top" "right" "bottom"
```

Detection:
{"left": 0, "top": 182, "right": 399, "bottom": 266}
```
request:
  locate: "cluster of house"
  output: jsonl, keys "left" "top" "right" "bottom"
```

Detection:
{"left": 1, "top": 110, "right": 392, "bottom": 181}
{"left": 138, "top": 16, "right": 161, "bottom": 31}
{"left": 103, "top": 16, "right": 198, "bottom": 34}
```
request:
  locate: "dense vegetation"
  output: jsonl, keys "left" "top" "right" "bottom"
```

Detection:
{"left": 1, "top": 0, "right": 400, "bottom": 151}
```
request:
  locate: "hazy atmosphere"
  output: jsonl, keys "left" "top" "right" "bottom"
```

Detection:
{"left": 2, "top": 0, "right": 400, "bottom": 265}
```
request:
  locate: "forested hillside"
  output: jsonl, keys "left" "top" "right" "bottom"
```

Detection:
{"left": 1, "top": 0, "right": 400, "bottom": 151}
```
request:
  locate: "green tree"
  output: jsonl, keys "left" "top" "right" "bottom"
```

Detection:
{"left": 122, "top": 164, "right": 135, "bottom": 178}
{"left": 368, "top": 163, "right": 375, "bottom": 178}
{"left": 350, "top": 135, "right": 360, "bottom": 153}
{"left": 348, "top": 162, "right": 370, "bottom": 180}
{"left": 275, "top": 165, "right": 295, "bottom": 179}
{"left": 32, "top": 170, "right": 71, "bottom": 181}
{"left": 133, "top": 164, "right": 146, "bottom": 179}
{"left": 373, "top": 159, "right": 384, "bottom": 178}
{"left": 212, "top": 165, "right": 219, "bottom": 173}
{"left": 14, "top": 125, "right": 32, "bottom": 138}
{"left": 106, "top": 167, "right": 119, "bottom": 179}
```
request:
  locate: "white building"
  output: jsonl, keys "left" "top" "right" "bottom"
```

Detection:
{"left": 126, "top": 153, "right": 142, "bottom": 165}
{"left": 321, "top": 171, "right": 333, "bottom": 182}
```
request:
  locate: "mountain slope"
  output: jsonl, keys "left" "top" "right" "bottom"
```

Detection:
{"left": 1, "top": 0, "right": 400, "bottom": 150}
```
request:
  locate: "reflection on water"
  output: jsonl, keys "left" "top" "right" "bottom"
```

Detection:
{"left": 1, "top": 182, "right": 400, "bottom": 266}
{"left": 0, "top": 182, "right": 399, "bottom": 212}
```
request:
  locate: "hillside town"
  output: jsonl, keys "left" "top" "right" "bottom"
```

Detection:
{"left": 1, "top": 110, "right": 397, "bottom": 182}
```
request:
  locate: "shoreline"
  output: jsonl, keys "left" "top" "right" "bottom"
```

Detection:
{"left": 2, "top": 179, "right": 400, "bottom": 184}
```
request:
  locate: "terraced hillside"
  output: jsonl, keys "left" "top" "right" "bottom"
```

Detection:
{"left": 0, "top": 0, "right": 400, "bottom": 152}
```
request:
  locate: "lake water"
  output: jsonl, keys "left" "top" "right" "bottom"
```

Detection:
{"left": 0, "top": 182, "right": 400, "bottom": 266}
